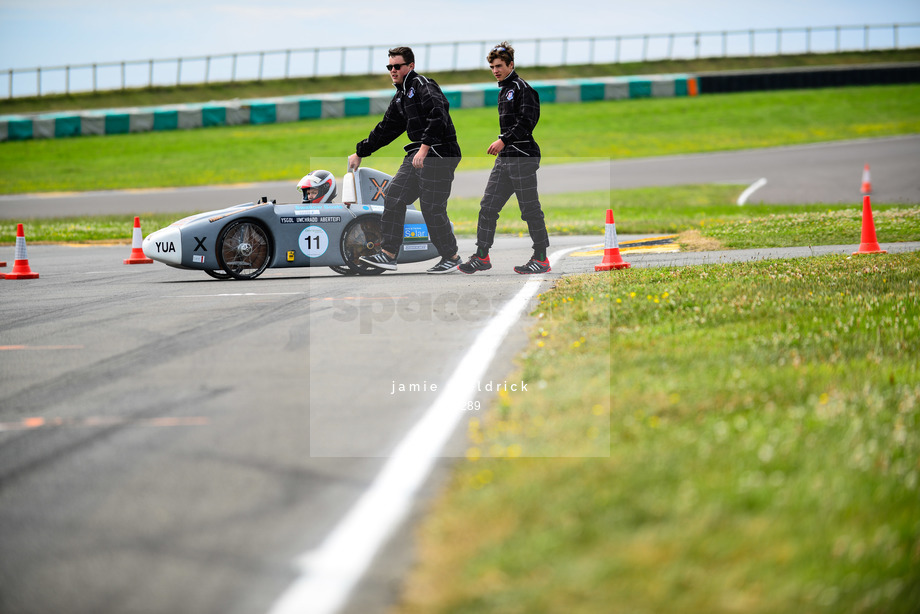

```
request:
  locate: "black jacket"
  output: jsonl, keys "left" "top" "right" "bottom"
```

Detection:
{"left": 355, "top": 70, "right": 461, "bottom": 159}
{"left": 496, "top": 71, "right": 541, "bottom": 158}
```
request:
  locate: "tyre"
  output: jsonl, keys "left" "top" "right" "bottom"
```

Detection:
{"left": 340, "top": 216, "right": 386, "bottom": 276}
{"left": 204, "top": 269, "right": 232, "bottom": 280}
{"left": 329, "top": 265, "right": 356, "bottom": 275}
{"left": 216, "top": 220, "right": 272, "bottom": 280}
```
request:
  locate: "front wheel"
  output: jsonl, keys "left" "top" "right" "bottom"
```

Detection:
{"left": 216, "top": 220, "right": 272, "bottom": 280}
{"left": 341, "top": 216, "right": 386, "bottom": 276}
{"left": 204, "top": 269, "right": 232, "bottom": 280}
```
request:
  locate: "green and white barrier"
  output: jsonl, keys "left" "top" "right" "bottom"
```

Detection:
{"left": 0, "top": 74, "right": 698, "bottom": 142}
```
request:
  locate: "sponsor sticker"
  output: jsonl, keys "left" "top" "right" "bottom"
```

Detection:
{"left": 403, "top": 244, "right": 428, "bottom": 251}
{"left": 281, "top": 216, "right": 342, "bottom": 224}
{"left": 192, "top": 255, "right": 205, "bottom": 264}
{"left": 404, "top": 224, "right": 429, "bottom": 240}
{"left": 287, "top": 250, "right": 296, "bottom": 262}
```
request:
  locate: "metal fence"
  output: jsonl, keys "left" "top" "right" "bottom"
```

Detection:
{"left": 4, "top": 22, "right": 919, "bottom": 99}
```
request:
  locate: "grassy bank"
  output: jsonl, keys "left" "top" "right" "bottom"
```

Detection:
{"left": 397, "top": 252, "right": 920, "bottom": 613}
{"left": 2, "top": 49, "right": 918, "bottom": 116}
{"left": 5, "top": 184, "right": 919, "bottom": 246}
{"left": 1, "top": 83, "right": 919, "bottom": 195}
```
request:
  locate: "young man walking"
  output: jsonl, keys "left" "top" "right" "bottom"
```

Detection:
{"left": 348, "top": 46, "right": 462, "bottom": 274}
{"left": 460, "top": 42, "right": 550, "bottom": 275}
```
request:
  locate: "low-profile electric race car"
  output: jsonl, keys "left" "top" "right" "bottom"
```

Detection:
{"left": 142, "top": 167, "right": 442, "bottom": 279}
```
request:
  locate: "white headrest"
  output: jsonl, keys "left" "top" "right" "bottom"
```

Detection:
{"left": 342, "top": 171, "right": 357, "bottom": 205}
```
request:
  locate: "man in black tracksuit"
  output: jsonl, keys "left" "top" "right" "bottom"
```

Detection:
{"left": 460, "top": 41, "right": 550, "bottom": 275}
{"left": 348, "top": 46, "right": 462, "bottom": 274}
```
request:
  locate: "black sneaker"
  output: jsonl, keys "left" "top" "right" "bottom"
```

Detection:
{"left": 459, "top": 254, "right": 492, "bottom": 274}
{"left": 360, "top": 251, "right": 397, "bottom": 270}
{"left": 427, "top": 255, "right": 461, "bottom": 274}
{"left": 514, "top": 257, "right": 551, "bottom": 274}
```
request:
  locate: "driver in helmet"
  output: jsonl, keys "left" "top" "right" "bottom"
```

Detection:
{"left": 297, "top": 170, "right": 337, "bottom": 204}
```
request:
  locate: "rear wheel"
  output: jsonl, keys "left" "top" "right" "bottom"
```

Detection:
{"left": 329, "top": 265, "right": 356, "bottom": 275}
{"left": 341, "top": 216, "right": 386, "bottom": 276}
{"left": 216, "top": 220, "right": 272, "bottom": 280}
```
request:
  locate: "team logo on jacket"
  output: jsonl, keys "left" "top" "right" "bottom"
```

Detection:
{"left": 506, "top": 90, "right": 514, "bottom": 100}
{"left": 408, "top": 87, "right": 415, "bottom": 98}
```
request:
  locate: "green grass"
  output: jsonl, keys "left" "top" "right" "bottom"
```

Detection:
{"left": 2, "top": 83, "right": 919, "bottom": 195}
{"left": 5, "top": 184, "right": 919, "bottom": 247}
{"left": 3, "top": 49, "right": 918, "bottom": 116}
{"left": 398, "top": 253, "right": 920, "bottom": 614}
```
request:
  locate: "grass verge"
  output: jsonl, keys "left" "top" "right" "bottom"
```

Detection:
{"left": 3, "top": 49, "right": 918, "bottom": 116}
{"left": 4, "top": 184, "right": 919, "bottom": 247}
{"left": 397, "top": 253, "right": 920, "bottom": 614}
{"left": 1, "top": 83, "right": 919, "bottom": 194}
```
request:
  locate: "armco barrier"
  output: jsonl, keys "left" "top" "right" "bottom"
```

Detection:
{"left": 0, "top": 73, "right": 697, "bottom": 142}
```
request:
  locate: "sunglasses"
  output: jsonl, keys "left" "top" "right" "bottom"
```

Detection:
{"left": 386, "top": 62, "right": 408, "bottom": 71}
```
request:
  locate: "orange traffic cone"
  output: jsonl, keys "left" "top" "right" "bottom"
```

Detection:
{"left": 853, "top": 195, "right": 887, "bottom": 255}
{"left": 124, "top": 216, "right": 153, "bottom": 264}
{"left": 1, "top": 224, "right": 39, "bottom": 279}
{"left": 595, "top": 209, "right": 631, "bottom": 271}
{"left": 860, "top": 164, "right": 872, "bottom": 194}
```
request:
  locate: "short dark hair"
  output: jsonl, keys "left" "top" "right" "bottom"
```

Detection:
{"left": 487, "top": 42, "right": 514, "bottom": 65}
{"left": 388, "top": 46, "right": 415, "bottom": 65}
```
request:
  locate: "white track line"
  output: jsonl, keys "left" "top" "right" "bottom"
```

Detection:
{"left": 267, "top": 243, "right": 592, "bottom": 614}
{"left": 737, "top": 177, "right": 767, "bottom": 205}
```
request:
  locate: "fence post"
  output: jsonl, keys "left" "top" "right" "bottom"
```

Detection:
{"left": 260, "top": 51, "right": 266, "bottom": 81}
{"left": 340, "top": 47, "right": 346, "bottom": 76}
{"left": 177, "top": 57, "right": 182, "bottom": 86}
{"left": 148, "top": 59, "right": 154, "bottom": 88}
{"left": 453, "top": 41, "right": 459, "bottom": 70}
{"left": 535, "top": 39, "right": 541, "bottom": 66}
{"left": 615, "top": 36, "right": 621, "bottom": 63}
{"left": 232, "top": 53, "right": 237, "bottom": 82}
{"left": 667, "top": 33, "right": 675, "bottom": 59}
{"left": 749, "top": 29, "right": 755, "bottom": 56}
{"left": 8, "top": 69, "right": 13, "bottom": 99}
{"left": 864, "top": 24, "right": 869, "bottom": 50}
{"left": 205, "top": 56, "right": 211, "bottom": 83}
{"left": 836, "top": 26, "right": 841, "bottom": 52}
{"left": 66, "top": 66, "right": 70, "bottom": 94}
{"left": 642, "top": 35, "right": 648, "bottom": 61}
{"left": 806, "top": 27, "right": 811, "bottom": 53}
{"left": 37, "top": 66, "right": 41, "bottom": 97}
{"left": 121, "top": 61, "right": 126, "bottom": 90}
{"left": 589, "top": 37, "right": 595, "bottom": 64}
{"left": 285, "top": 49, "right": 291, "bottom": 78}
{"left": 367, "top": 45, "right": 374, "bottom": 74}
{"left": 695, "top": 33, "right": 701, "bottom": 59}
{"left": 894, "top": 24, "right": 899, "bottom": 49}
{"left": 93, "top": 63, "right": 97, "bottom": 92}
{"left": 722, "top": 31, "right": 728, "bottom": 57}
{"left": 777, "top": 28, "right": 782, "bottom": 55}
{"left": 313, "top": 49, "right": 319, "bottom": 78}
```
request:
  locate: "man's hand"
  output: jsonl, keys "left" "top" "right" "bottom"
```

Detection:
{"left": 412, "top": 144, "right": 430, "bottom": 169}
{"left": 348, "top": 153, "right": 362, "bottom": 172}
{"left": 487, "top": 138, "right": 505, "bottom": 156}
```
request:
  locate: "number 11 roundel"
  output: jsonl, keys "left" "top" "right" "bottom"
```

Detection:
{"left": 299, "top": 226, "right": 329, "bottom": 258}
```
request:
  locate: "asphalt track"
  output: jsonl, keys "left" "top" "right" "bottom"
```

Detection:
{"left": 1, "top": 136, "right": 918, "bottom": 220}
{"left": 1, "top": 137, "right": 919, "bottom": 614}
